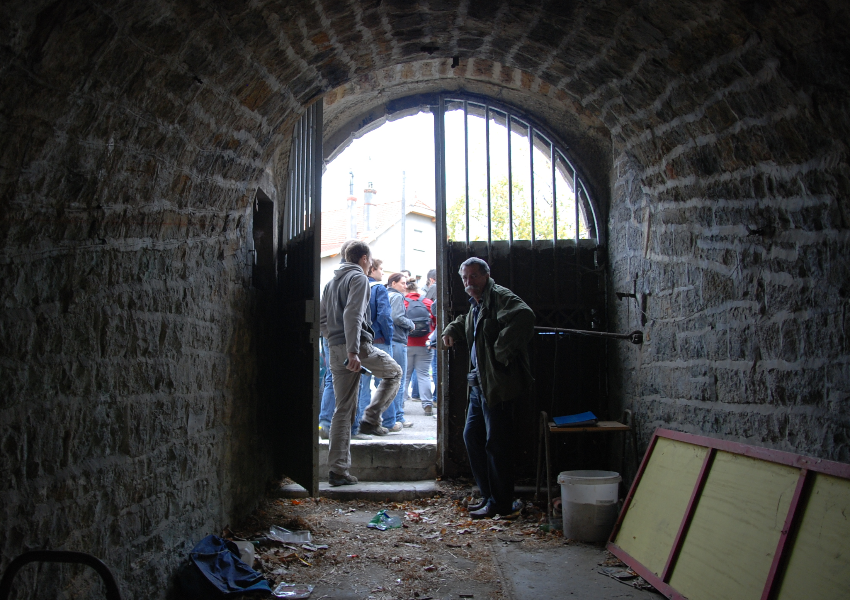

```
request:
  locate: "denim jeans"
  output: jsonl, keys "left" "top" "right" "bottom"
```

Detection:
{"left": 463, "top": 386, "right": 515, "bottom": 513}
{"left": 430, "top": 346, "right": 437, "bottom": 396}
{"left": 405, "top": 346, "right": 433, "bottom": 408}
{"left": 411, "top": 367, "right": 420, "bottom": 398}
{"left": 328, "top": 342, "right": 401, "bottom": 475}
{"left": 357, "top": 341, "right": 391, "bottom": 431}
{"left": 319, "top": 337, "right": 336, "bottom": 428}
{"left": 383, "top": 342, "right": 408, "bottom": 427}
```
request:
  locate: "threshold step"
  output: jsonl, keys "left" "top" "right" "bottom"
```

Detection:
{"left": 279, "top": 480, "right": 441, "bottom": 502}
{"left": 319, "top": 439, "right": 437, "bottom": 481}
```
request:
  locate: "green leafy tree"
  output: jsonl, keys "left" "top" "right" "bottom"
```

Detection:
{"left": 447, "top": 176, "right": 576, "bottom": 242}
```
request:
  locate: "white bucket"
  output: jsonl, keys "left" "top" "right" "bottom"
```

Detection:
{"left": 557, "top": 470, "right": 622, "bottom": 542}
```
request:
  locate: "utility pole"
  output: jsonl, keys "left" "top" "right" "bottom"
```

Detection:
{"left": 400, "top": 170, "right": 406, "bottom": 271}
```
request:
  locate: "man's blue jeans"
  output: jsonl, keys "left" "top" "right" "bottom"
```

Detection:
{"left": 319, "top": 337, "right": 335, "bottom": 428}
{"left": 383, "top": 342, "right": 408, "bottom": 427}
{"left": 357, "top": 341, "right": 392, "bottom": 431}
{"left": 463, "top": 386, "right": 515, "bottom": 513}
{"left": 430, "top": 347, "right": 437, "bottom": 394}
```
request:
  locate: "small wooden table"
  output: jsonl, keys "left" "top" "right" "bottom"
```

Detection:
{"left": 535, "top": 411, "right": 631, "bottom": 521}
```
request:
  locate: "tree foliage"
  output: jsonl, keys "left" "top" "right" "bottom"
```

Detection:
{"left": 447, "top": 175, "right": 578, "bottom": 242}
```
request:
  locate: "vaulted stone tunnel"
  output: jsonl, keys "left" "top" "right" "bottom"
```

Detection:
{"left": 1, "top": 0, "right": 849, "bottom": 597}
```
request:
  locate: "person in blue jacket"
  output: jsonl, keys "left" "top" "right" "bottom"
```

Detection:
{"left": 355, "top": 259, "right": 396, "bottom": 431}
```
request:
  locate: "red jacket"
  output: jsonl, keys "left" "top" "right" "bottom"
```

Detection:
{"left": 403, "top": 293, "right": 436, "bottom": 347}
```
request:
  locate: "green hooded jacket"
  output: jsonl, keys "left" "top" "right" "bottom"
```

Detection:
{"left": 442, "top": 277, "right": 535, "bottom": 407}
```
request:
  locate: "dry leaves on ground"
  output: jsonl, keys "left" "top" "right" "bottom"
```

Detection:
{"left": 228, "top": 480, "right": 568, "bottom": 599}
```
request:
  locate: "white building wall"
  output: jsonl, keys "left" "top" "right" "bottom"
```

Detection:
{"left": 319, "top": 213, "right": 436, "bottom": 291}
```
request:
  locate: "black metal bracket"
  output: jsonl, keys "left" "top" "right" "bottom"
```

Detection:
{"left": 0, "top": 551, "right": 122, "bottom": 600}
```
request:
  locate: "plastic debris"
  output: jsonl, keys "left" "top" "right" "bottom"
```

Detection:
{"left": 366, "top": 510, "right": 402, "bottom": 530}
{"left": 272, "top": 582, "right": 315, "bottom": 598}
{"left": 268, "top": 525, "right": 312, "bottom": 544}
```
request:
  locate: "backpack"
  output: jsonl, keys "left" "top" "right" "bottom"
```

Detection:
{"left": 405, "top": 296, "right": 432, "bottom": 338}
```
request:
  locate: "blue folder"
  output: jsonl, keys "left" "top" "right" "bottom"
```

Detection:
{"left": 553, "top": 411, "right": 598, "bottom": 426}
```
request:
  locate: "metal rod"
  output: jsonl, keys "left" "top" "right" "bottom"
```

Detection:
{"left": 507, "top": 113, "right": 513, "bottom": 245}
{"left": 573, "top": 169, "right": 581, "bottom": 244}
{"left": 485, "top": 104, "right": 491, "bottom": 248}
{"left": 551, "top": 144, "right": 557, "bottom": 244}
{"left": 433, "top": 95, "right": 448, "bottom": 477}
{"left": 529, "top": 125, "right": 535, "bottom": 243}
{"left": 534, "top": 326, "right": 643, "bottom": 344}
{"left": 464, "top": 100, "right": 469, "bottom": 245}
{"left": 0, "top": 551, "right": 123, "bottom": 600}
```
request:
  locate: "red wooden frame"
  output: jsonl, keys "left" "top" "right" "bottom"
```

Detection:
{"left": 607, "top": 429, "right": 850, "bottom": 600}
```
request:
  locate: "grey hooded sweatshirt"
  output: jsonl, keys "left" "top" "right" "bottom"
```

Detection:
{"left": 320, "top": 261, "right": 373, "bottom": 354}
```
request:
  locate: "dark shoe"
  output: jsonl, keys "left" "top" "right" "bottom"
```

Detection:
{"left": 466, "top": 499, "right": 488, "bottom": 512}
{"left": 469, "top": 504, "right": 497, "bottom": 520}
{"left": 328, "top": 471, "right": 358, "bottom": 486}
{"left": 423, "top": 405, "right": 433, "bottom": 416}
{"left": 359, "top": 421, "right": 389, "bottom": 436}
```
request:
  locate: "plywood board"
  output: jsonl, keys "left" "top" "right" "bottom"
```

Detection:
{"left": 614, "top": 438, "right": 707, "bottom": 576}
{"left": 609, "top": 430, "right": 850, "bottom": 600}
{"left": 667, "top": 451, "right": 798, "bottom": 600}
{"left": 776, "top": 473, "right": 850, "bottom": 600}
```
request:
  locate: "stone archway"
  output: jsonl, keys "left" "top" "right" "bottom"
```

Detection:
{"left": 2, "top": 1, "right": 848, "bottom": 596}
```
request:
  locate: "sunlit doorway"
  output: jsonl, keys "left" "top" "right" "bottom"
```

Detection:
{"left": 317, "top": 111, "right": 440, "bottom": 484}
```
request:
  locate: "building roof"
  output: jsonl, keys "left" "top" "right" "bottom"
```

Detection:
{"left": 321, "top": 191, "right": 435, "bottom": 256}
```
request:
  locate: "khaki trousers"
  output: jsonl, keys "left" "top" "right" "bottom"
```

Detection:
{"left": 328, "top": 342, "right": 401, "bottom": 475}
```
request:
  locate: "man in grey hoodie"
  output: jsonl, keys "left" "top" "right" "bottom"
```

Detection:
{"left": 319, "top": 240, "right": 402, "bottom": 486}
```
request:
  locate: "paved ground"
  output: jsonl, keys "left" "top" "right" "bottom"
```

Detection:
{"left": 321, "top": 397, "right": 439, "bottom": 442}
{"left": 385, "top": 396, "right": 438, "bottom": 441}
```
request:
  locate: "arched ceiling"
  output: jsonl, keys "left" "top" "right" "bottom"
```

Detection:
{"left": 1, "top": 0, "right": 848, "bottom": 226}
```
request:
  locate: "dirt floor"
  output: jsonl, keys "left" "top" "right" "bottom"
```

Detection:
{"left": 226, "top": 479, "right": 654, "bottom": 600}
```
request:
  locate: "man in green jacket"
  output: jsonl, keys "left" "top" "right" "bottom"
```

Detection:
{"left": 442, "top": 257, "right": 535, "bottom": 518}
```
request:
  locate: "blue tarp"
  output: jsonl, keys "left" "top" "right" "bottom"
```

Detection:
{"left": 178, "top": 535, "right": 271, "bottom": 598}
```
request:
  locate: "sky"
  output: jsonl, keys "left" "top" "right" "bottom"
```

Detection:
{"left": 321, "top": 107, "right": 585, "bottom": 240}
{"left": 322, "top": 112, "right": 436, "bottom": 210}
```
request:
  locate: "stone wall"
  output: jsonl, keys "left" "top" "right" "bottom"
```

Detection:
{"left": 606, "top": 8, "right": 850, "bottom": 462}
{"left": 0, "top": 2, "right": 284, "bottom": 596}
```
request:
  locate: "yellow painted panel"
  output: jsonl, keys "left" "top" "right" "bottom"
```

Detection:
{"left": 614, "top": 438, "right": 708, "bottom": 576}
{"left": 669, "top": 451, "right": 799, "bottom": 600}
{"left": 776, "top": 473, "right": 850, "bottom": 600}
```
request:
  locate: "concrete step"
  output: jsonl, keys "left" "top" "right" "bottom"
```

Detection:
{"left": 277, "top": 482, "right": 557, "bottom": 504}
{"left": 319, "top": 438, "right": 437, "bottom": 481}
{"left": 279, "top": 480, "right": 440, "bottom": 502}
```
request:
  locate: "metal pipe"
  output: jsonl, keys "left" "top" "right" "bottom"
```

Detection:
{"left": 551, "top": 144, "right": 557, "bottom": 244}
{"left": 507, "top": 113, "right": 513, "bottom": 245}
{"left": 529, "top": 125, "right": 535, "bottom": 243}
{"left": 534, "top": 326, "right": 643, "bottom": 344}
{"left": 485, "top": 104, "right": 491, "bottom": 249}
{"left": 0, "top": 551, "right": 123, "bottom": 600}
{"left": 463, "top": 100, "right": 469, "bottom": 245}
